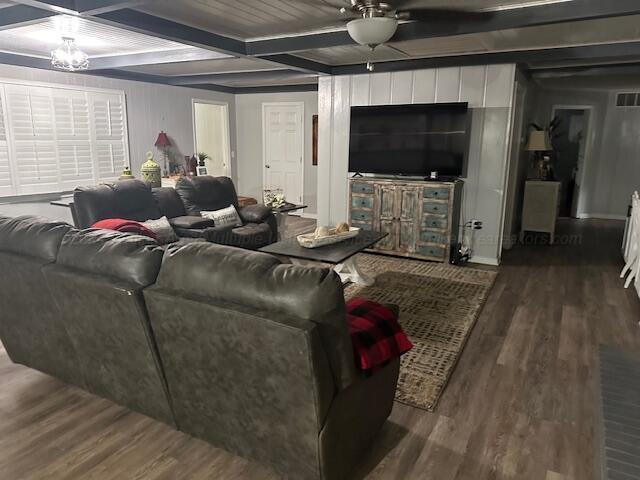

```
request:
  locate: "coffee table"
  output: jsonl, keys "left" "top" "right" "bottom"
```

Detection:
{"left": 259, "top": 230, "right": 387, "bottom": 286}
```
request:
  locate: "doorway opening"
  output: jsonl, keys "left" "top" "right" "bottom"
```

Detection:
{"left": 192, "top": 101, "right": 231, "bottom": 177}
{"left": 550, "top": 105, "right": 592, "bottom": 218}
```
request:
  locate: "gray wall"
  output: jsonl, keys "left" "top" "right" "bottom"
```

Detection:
{"left": 234, "top": 91, "right": 318, "bottom": 214}
{"left": 317, "top": 65, "right": 516, "bottom": 265}
{"left": 0, "top": 64, "right": 237, "bottom": 183}
{"left": 531, "top": 87, "right": 635, "bottom": 219}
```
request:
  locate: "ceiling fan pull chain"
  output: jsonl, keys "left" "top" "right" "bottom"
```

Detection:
{"left": 367, "top": 46, "right": 375, "bottom": 72}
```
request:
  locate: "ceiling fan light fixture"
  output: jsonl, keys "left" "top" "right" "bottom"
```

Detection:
{"left": 346, "top": 16, "right": 398, "bottom": 48}
{"left": 51, "top": 37, "right": 89, "bottom": 72}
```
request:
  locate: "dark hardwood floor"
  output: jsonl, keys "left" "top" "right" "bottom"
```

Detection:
{"left": 1, "top": 218, "right": 639, "bottom": 479}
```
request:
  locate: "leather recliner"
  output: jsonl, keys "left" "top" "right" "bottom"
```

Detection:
{"left": 174, "top": 176, "right": 277, "bottom": 249}
{"left": 43, "top": 227, "right": 175, "bottom": 426}
{"left": 0, "top": 215, "right": 83, "bottom": 388}
{"left": 144, "top": 242, "right": 400, "bottom": 480}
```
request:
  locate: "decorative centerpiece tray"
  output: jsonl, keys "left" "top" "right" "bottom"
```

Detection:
{"left": 297, "top": 227, "right": 360, "bottom": 249}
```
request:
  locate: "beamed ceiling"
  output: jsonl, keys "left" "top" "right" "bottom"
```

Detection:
{"left": 1, "top": 0, "right": 640, "bottom": 92}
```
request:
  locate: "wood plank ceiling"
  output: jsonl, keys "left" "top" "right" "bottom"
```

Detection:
{"left": 1, "top": 0, "right": 640, "bottom": 92}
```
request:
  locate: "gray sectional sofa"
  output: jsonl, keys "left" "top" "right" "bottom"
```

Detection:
{"left": 0, "top": 214, "right": 400, "bottom": 480}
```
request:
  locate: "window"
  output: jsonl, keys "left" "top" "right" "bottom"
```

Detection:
{"left": 0, "top": 81, "right": 129, "bottom": 196}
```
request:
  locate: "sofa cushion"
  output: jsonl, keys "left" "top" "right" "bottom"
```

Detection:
{"left": 141, "top": 216, "right": 179, "bottom": 245}
{"left": 201, "top": 204, "right": 243, "bottom": 228}
{"left": 169, "top": 215, "right": 215, "bottom": 230}
{"left": 0, "top": 215, "right": 72, "bottom": 262}
{"left": 175, "top": 176, "right": 238, "bottom": 215}
{"left": 152, "top": 187, "right": 186, "bottom": 219}
{"left": 74, "top": 180, "right": 161, "bottom": 228}
{"left": 57, "top": 228, "right": 163, "bottom": 288}
{"left": 155, "top": 242, "right": 357, "bottom": 389}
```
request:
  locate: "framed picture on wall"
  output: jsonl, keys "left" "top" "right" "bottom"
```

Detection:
{"left": 312, "top": 115, "right": 318, "bottom": 166}
{"left": 196, "top": 166, "right": 208, "bottom": 176}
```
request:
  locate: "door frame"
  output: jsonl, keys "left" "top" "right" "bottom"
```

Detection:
{"left": 261, "top": 101, "right": 305, "bottom": 205}
{"left": 191, "top": 99, "right": 232, "bottom": 177}
{"left": 550, "top": 104, "right": 594, "bottom": 218}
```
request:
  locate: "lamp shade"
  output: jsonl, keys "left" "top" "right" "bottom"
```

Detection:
{"left": 526, "top": 130, "right": 552, "bottom": 151}
{"left": 347, "top": 17, "right": 398, "bottom": 47}
{"left": 154, "top": 131, "right": 171, "bottom": 148}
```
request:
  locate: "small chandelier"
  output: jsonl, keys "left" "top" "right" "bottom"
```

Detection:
{"left": 51, "top": 37, "right": 89, "bottom": 71}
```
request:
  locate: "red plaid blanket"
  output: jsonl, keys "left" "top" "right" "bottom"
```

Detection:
{"left": 346, "top": 298, "right": 413, "bottom": 371}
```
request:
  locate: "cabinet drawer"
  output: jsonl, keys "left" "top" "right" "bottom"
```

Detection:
{"left": 351, "top": 210, "right": 373, "bottom": 223}
{"left": 351, "top": 183, "right": 374, "bottom": 194}
{"left": 423, "top": 187, "right": 450, "bottom": 199}
{"left": 422, "top": 215, "right": 448, "bottom": 230}
{"left": 417, "top": 245, "right": 445, "bottom": 259}
{"left": 420, "top": 230, "right": 449, "bottom": 244}
{"left": 423, "top": 201, "right": 449, "bottom": 215}
{"left": 351, "top": 196, "right": 374, "bottom": 210}
{"left": 351, "top": 221, "right": 372, "bottom": 231}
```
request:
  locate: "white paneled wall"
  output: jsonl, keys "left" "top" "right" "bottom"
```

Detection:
{"left": 318, "top": 64, "right": 516, "bottom": 265}
{"left": 0, "top": 64, "right": 236, "bottom": 184}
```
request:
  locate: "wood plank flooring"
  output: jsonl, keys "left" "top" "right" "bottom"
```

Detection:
{"left": 1, "top": 218, "right": 639, "bottom": 479}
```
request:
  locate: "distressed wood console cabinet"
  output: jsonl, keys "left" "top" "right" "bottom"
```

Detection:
{"left": 349, "top": 177, "right": 463, "bottom": 263}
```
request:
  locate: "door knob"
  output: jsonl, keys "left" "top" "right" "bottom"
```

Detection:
{"left": 265, "top": 165, "right": 270, "bottom": 168}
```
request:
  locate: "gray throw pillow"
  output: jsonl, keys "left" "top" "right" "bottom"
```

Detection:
{"left": 142, "top": 216, "right": 179, "bottom": 245}
{"left": 201, "top": 205, "right": 243, "bottom": 228}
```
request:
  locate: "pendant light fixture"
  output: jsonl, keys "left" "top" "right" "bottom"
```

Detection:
{"left": 51, "top": 36, "right": 89, "bottom": 71}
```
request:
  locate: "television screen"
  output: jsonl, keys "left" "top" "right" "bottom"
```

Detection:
{"left": 348, "top": 102, "right": 469, "bottom": 177}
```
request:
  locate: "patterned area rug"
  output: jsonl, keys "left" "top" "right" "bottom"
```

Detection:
{"left": 344, "top": 253, "right": 497, "bottom": 411}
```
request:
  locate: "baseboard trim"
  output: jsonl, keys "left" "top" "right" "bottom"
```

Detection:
{"left": 577, "top": 213, "right": 626, "bottom": 221}
{"left": 469, "top": 255, "right": 500, "bottom": 266}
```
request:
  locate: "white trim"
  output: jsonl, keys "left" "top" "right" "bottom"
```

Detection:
{"left": 550, "top": 104, "right": 594, "bottom": 218}
{"left": 0, "top": 76, "right": 126, "bottom": 96}
{"left": 469, "top": 255, "right": 500, "bottom": 266}
{"left": 261, "top": 101, "right": 305, "bottom": 205}
{"left": 496, "top": 65, "right": 518, "bottom": 261}
{"left": 191, "top": 98, "right": 232, "bottom": 178}
{"left": 577, "top": 213, "right": 626, "bottom": 220}
{"left": 300, "top": 212, "right": 317, "bottom": 219}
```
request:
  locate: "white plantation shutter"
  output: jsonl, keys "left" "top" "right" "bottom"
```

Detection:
{"left": 0, "top": 91, "right": 13, "bottom": 195}
{"left": 91, "top": 93, "right": 127, "bottom": 181}
{"left": 0, "top": 82, "right": 129, "bottom": 196}
{"left": 5, "top": 85, "right": 59, "bottom": 194}
{"left": 53, "top": 89, "right": 93, "bottom": 187}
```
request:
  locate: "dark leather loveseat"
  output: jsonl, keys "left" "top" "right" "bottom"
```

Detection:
{"left": 0, "top": 215, "right": 400, "bottom": 480}
{"left": 73, "top": 176, "right": 276, "bottom": 249}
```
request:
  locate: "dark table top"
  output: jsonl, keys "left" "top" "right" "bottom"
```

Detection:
{"left": 271, "top": 203, "right": 307, "bottom": 214}
{"left": 50, "top": 197, "right": 74, "bottom": 207}
{"left": 259, "top": 230, "right": 387, "bottom": 264}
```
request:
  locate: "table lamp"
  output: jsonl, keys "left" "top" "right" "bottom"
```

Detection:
{"left": 526, "top": 130, "right": 553, "bottom": 180}
{"left": 154, "top": 131, "right": 172, "bottom": 177}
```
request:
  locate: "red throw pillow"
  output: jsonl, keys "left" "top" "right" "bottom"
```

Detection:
{"left": 346, "top": 298, "right": 413, "bottom": 371}
{"left": 91, "top": 218, "right": 158, "bottom": 242}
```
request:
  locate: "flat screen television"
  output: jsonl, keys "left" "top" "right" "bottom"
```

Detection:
{"left": 348, "top": 102, "right": 469, "bottom": 177}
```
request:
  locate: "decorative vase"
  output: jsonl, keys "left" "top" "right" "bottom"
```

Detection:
{"left": 140, "top": 151, "right": 161, "bottom": 187}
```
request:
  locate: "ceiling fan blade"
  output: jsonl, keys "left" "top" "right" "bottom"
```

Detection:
{"left": 397, "top": 7, "right": 493, "bottom": 22}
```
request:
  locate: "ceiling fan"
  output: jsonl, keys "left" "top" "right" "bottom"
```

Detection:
{"left": 325, "top": 1, "right": 489, "bottom": 71}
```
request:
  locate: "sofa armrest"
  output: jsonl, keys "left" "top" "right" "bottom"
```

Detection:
{"left": 318, "top": 358, "right": 400, "bottom": 480}
{"left": 239, "top": 204, "right": 272, "bottom": 224}
{"left": 169, "top": 215, "right": 214, "bottom": 230}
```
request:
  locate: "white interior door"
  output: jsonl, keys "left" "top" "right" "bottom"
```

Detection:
{"left": 193, "top": 101, "right": 230, "bottom": 177}
{"left": 262, "top": 102, "right": 304, "bottom": 204}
